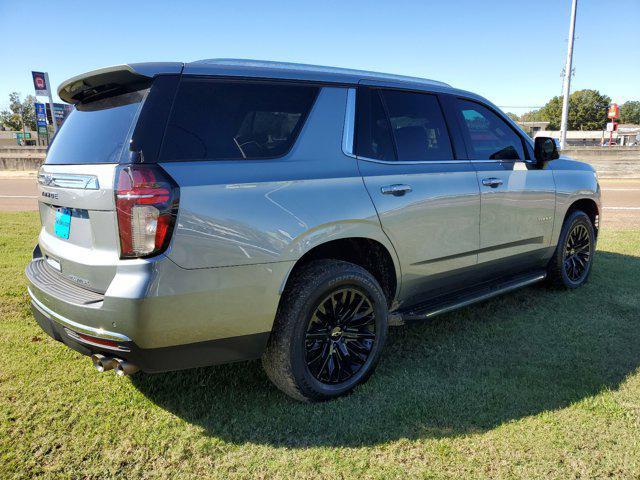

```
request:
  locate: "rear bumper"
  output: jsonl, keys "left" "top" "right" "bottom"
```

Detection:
{"left": 28, "top": 286, "right": 269, "bottom": 372}
{"left": 25, "top": 252, "right": 291, "bottom": 372}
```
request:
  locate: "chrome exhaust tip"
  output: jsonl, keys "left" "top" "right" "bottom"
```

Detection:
{"left": 113, "top": 358, "right": 140, "bottom": 376}
{"left": 91, "top": 354, "right": 116, "bottom": 373}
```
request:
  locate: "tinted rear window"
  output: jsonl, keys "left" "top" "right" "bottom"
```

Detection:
{"left": 45, "top": 90, "right": 146, "bottom": 165}
{"left": 160, "top": 79, "right": 319, "bottom": 161}
{"left": 355, "top": 88, "right": 395, "bottom": 161}
{"left": 380, "top": 90, "right": 453, "bottom": 161}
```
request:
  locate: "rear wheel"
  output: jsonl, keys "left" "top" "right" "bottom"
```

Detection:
{"left": 262, "top": 260, "right": 388, "bottom": 402}
{"left": 547, "top": 210, "right": 596, "bottom": 288}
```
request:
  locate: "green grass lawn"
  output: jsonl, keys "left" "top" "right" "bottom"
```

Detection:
{"left": 1, "top": 211, "right": 639, "bottom": 479}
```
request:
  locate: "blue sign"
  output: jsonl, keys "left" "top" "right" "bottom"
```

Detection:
{"left": 35, "top": 102, "right": 47, "bottom": 127}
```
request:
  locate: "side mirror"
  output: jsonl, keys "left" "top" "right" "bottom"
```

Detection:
{"left": 534, "top": 136, "right": 559, "bottom": 164}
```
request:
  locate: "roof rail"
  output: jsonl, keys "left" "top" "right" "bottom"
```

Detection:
{"left": 191, "top": 58, "right": 451, "bottom": 88}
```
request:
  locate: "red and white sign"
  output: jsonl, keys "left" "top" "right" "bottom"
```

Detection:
{"left": 31, "top": 71, "right": 50, "bottom": 97}
{"left": 608, "top": 103, "right": 620, "bottom": 119}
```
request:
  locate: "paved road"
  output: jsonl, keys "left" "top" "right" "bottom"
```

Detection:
{"left": 0, "top": 176, "right": 39, "bottom": 212}
{"left": 1, "top": 174, "right": 639, "bottom": 228}
{"left": 599, "top": 178, "right": 640, "bottom": 228}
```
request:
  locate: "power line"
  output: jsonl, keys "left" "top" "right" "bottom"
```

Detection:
{"left": 498, "top": 106, "right": 544, "bottom": 109}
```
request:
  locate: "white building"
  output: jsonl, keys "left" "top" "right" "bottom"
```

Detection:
{"left": 533, "top": 126, "right": 640, "bottom": 146}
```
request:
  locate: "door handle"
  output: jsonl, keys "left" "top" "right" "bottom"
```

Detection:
{"left": 482, "top": 177, "right": 503, "bottom": 188}
{"left": 381, "top": 184, "right": 412, "bottom": 196}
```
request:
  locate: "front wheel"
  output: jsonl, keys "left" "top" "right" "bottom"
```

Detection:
{"left": 262, "top": 259, "right": 388, "bottom": 402}
{"left": 547, "top": 210, "right": 596, "bottom": 288}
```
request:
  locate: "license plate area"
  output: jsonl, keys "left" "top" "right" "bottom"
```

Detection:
{"left": 54, "top": 208, "right": 72, "bottom": 239}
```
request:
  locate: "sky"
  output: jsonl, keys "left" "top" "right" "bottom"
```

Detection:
{"left": 0, "top": 0, "right": 638, "bottom": 115}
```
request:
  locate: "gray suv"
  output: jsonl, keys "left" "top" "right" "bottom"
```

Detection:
{"left": 26, "top": 59, "right": 600, "bottom": 401}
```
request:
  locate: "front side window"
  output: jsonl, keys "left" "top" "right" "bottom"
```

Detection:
{"left": 380, "top": 90, "right": 453, "bottom": 161}
{"left": 160, "top": 79, "right": 318, "bottom": 161}
{"left": 456, "top": 99, "right": 525, "bottom": 160}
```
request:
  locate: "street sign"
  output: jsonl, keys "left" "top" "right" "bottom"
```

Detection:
{"left": 31, "top": 71, "right": 50, "bottom": 97}
{"left": 31, "top": 71, "right": 58, "bottom": 134}
{"left": 608, "top": 103, "right": 620, "bottom": 119}
{"left": 45, "top": 103, "right": 72, "bottom": 128}
{"left": 13, "top": 132, "right": 32, "bottom": 139}
{"left": 606, "top": 122, "right": 618, "bottom": 132}
{"left": 35, "top": 102, "right": 48, "bottom": 127}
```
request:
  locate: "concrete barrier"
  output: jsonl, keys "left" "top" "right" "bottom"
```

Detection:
{"left": 563, "top": 147, "right": 640, "bottom": 178}
{"left": 562, "top": 147, "right": 640, "bottom": 160}
{"left": 0, "top": 157, "right": 45, "bottom": 170}
{"left": 0, "top": 146, "right": 46, "bottom": 170}
{"left": 0, "top": 146, "right": 639, "bottom": 177}
{"left": 0, "top": 146, "right": 47, "bottom": 154}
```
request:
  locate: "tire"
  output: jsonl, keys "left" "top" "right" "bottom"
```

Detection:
{"left": 262, "top": 259, "right": 388, "bottom": 402}
{"left": 547, "top": 209, "right": 596, "bottom": 289}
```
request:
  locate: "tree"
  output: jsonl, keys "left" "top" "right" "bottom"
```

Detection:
{"left": 0, "top": 92, "right": 37, "bottom": 131}
{"left": 505, "top": 112, "right": 519, "bottom": 122}
{"left": 537, "top": 89, "right": 611, "bottom": 131}
{"left": 520, "top": 109, "right": 546, "bottom": 122}
{"left": 620, "top": 101, "right": 640, "bottom": 124}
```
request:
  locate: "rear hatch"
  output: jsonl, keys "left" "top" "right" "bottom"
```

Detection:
{"left": 38, "top": 64, "right": 181, "bottom": 293}
{"left": 37, "top": 89, "right": 148, "bottom": 294}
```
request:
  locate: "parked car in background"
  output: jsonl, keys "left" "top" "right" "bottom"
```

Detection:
{"left": 26, "top": 60, "right": 600, "bottom": 401}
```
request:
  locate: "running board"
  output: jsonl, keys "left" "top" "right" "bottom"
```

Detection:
{"left": 397, "top": 270, "right": 547, "bottom": 324}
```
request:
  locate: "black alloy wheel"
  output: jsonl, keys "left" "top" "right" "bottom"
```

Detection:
{"left": 304, "top": 287, "right": 376, "bottom": 384}
{"left": 563, "top": 223, "right": 591, "bottom": 282}
{"left": 547, "top": 209, "right": 596, "bottom": 289}
{"left": 262, "top": 259, "right": 388, "bottom": 402}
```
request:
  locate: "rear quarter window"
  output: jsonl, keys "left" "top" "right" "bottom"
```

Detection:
{"left": 159, "top": 79, "right": 319, "bottom": 161}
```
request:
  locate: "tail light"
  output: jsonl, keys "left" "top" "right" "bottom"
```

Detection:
{"left": 115, "top": 164, "right": 179, "bottom": 258}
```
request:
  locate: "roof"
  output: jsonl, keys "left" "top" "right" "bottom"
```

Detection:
{"left": 518, "top": 121, "right": 550, "bottom": 126}
{"left": 536, "top": 131, "right": 611, "bottom": 139}
{"left": 184, "top": 58, "right": 452, "bottom": 90}
{"left": 617, "top": 124, "right": 640, "bottom": 134}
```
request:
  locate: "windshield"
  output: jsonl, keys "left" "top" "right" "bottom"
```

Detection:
{"left": 45, "top": 90, "right": 147, "bottom": 165}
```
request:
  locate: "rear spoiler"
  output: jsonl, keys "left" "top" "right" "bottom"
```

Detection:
{"left": 58, "top": 62, "right": 183, "bottom": 104}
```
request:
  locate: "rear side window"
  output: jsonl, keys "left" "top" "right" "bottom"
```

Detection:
{"left": 160, "top": 79, "right": 318, "bottom": 161}
{"left": 380, "top": 90, "right": 453, "bottom": 161}
{"left": 355, "top": 88, "right": 395, "bottom": 161}
{"left": 455, "top": 99, "right": 525, "bottom": 160}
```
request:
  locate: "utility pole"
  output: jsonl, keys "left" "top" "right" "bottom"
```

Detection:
{"left": 20, "top": 103, "right": 27, "bottom": 146}
{"left": 560, "top": 0, "right": 578, "bottom": 150}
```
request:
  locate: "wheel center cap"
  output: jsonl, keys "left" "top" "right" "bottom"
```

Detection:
{"left": 330, "top": 326, "right": 343, "bottom": 340}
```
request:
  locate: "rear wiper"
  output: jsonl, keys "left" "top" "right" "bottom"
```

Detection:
{"left": 233, "top": 137, "right": 247, "bottom": 159}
